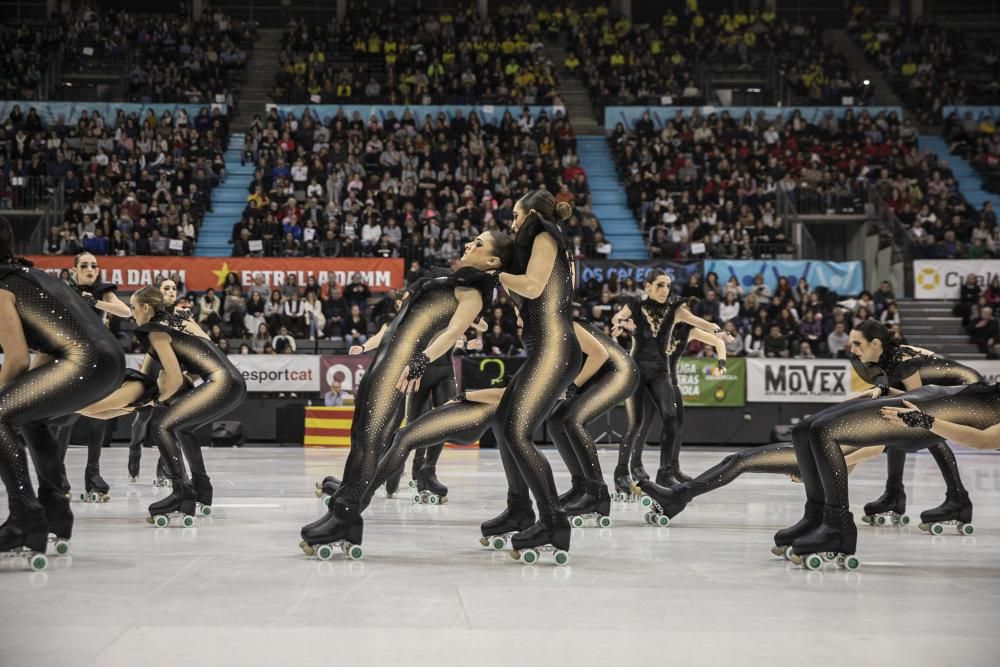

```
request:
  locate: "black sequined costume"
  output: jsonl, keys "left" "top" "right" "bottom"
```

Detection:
{"left": 0, "top": 264, "right": 124, "bottom": 551}
{"left": 618, "top": 295, "right": 686, "bottom": 482}
{"left": 301, "top": 268, "right": 495, "bottom": 547}
{"left": 134, "top": 311, "right": 246, "bottom": 514}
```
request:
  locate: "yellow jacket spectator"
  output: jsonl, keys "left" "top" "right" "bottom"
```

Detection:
{"left": 353, "top": 38, "right": 366, "bottom": 53}
{"left": 308, "top": 49, "right": 325, "bottom": 64}
{"left": 384, "top": 40, "right": 398, "bottom": 54}
{"left": 978, "top": 117, "right": 996, "bottom": 135}
{"left": 663, "top": 12, "right": 678, "bottom": 27}
{"left": 439, "top": 12, "right": 453, "bottom": 24}
{"left": 501, "top": 39, "right": 516, "bottom": 55}
{"left": 743, "top": 32, "right": 756, "bottom": 47}
{"left": 693, "top": 14, "right": 705, "bottom": 29}
{"left": 651, "top": 39, "right": 664, "bottom": 55}
{"left": 687, "top": 0, "right": 699, "bottom": 11}
{"left": 336, "top": 82, "right": 352, "bottom": 97}
{"left": 610, "top": 52, "right": 625, "bottom": 67}
{"left": 615, "top": 19, "right": 630, "bottom": 35}
{"left": 427, "top": 62, "right": 444, "bottom": 78}
{"left": 504, "top": 61, "right": 521, "bottom": 76}
{"left": 367, "top": 36, "right": 381, "bottom": 54}
{"left": 564, "top": 54, "right": 580, "bottom": 70}
{"left": 293, "top": 60, "right": 307, "bottom": 75}
{"left": 901, "top": 62, "right": 917, "bottom": 77}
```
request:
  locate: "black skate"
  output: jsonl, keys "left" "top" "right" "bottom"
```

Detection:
{"left": 128, "top": 444, "right": 141, "bottom": 482}
{"left": 300, "top": 502, "right": 364, "bottom": 560}
{"left": 153, "top": 457, "right": 172, "bottom": 489}
{"left": 39, "top": 487, "right": 73, "bottom": 556}
{"left": 559, "top": 475, "right": 586, "bottom": 507}
{"left": 630, "top": 463, "right": 650, "bottom": 484}
{"left": 565, "top": 481, "right": 612, "bottom": 528}
{"left": 412, "top": 466, "right": 448, "bottom": 505}
{"left": 772, "top": 500, "right": 824, "bottom": 561}
{"left": 193, "top": 474, "right": 214, "bottom": 517}
{"left": 480, "top": 494, "right": 536, "bottom": 550}
{"left": 315, "top": 475, "right": 341, "bottom": 505}
{"left": 612, "top": 465, "right": 638, "bottom": 502}
{"left": 919, "top": 490, "right": 974, "bottom": 536}
{"left": 147, "top": 482, "right": 196, "bottom": 528}
{"left": 0, "top": 511, "right": 49, "bottom": 572}
{"left": 81, "top": 464, "right": 110, "bottom": 503}
{"left": 510, "top": 512, "right": 571, "bottom": 565}
{"left": 637, "top": 480, "right": 690, "bottom": 526}
{"left": 862, "top": 485, "right": 909, "bottom": 527}
{"left": 406, "top": 449, "right": 426, "bottom": 491}
{"left": 791, "top": 505, "right": 860, "bottom": 571}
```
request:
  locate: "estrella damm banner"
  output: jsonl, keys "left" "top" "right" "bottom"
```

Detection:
{"left": 674, "top": 357, "right": 745, "bottom": 407}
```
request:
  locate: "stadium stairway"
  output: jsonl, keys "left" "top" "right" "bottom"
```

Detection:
{"left": 577, "top": 136, "right": 649, "bottom": 259}
{"left": 919, "top": 135, "right": 994, "bottom": 211}
{"left": 196, "top": 134, "right": 248, "bottom": 257}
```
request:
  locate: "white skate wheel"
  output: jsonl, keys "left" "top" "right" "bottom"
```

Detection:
{"left": 640, "top": 495, "right": 652, "bottom": 508}
{"left": 54, "top": 540, "right": 70, "bottom": 556}
{"left": 182, "top": 516, "right": 195, "bottom": 528}
{"left": 571, "top": 516, "right": 584, "bottom": 528}
{"left": 804, "top": 554, "right": 823, "bottom": 571}
{"left": 154, "top": 515, "right": 169, "bottom": 528}
{"left": 930, "top": 523, "right": 944, "bottom": 535}
{"left": 959, "top": 523, "right": 974, "bottom": 536}
{"left": 29, "top": 553, "right": 48, "bottom": 572}
{"left": 599, "top": 516, "right": 612, "bottom": 528}
{"left": 553, "top": 550, "right": 570, "bottom": 566}
{"left": 874, "top": 514, "right": 886, "bottom": 526}
{"left": 316, "top": 544, "right": 335, "bottom": 560}
{"left": 783, "top": 546, "right": 795, "bottom": 561}
{"left": 518, "top": 548, "right": 538, "bottom": 564}
{"left": 656, "top": 515, "right": 670, "bottom": 527}
{"left": 428, "top": 494, "right": 439, "bottom": 505}
{"left": 200, "top": 505, "right": 212, "bottom": 517}
{"left": 491, "top": 536, "right": 506, "bottom": 550}
{"left": 899, "top": 514, "right": 910, "bottom": 526}
{"left": 347, "top": 545, "right": 364, "bottom": 560}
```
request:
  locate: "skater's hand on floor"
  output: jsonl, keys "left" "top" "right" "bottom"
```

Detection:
{"left": 348, "top": 345, "right": 364, "bottom": 355}
{"left": 395, "top": 369, "right": 422, "bottom": 394}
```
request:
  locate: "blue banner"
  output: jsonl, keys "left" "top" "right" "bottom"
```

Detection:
{"left": 705, "top": 260, "right": 863, "bottom": 296}
{"left": 275, "top": 104, "right": 563, "bottom": 126}
{"left": 942, "top": 105, "right": 1000, "bottom": 121}
{"left": 576, "top": 259, "right": 701, "bottom": 288}
{"left": 0, "top": 101, "right": 227, "bottom": 126}
{"left": 604, "top": 106, "right": 903, "bottom": 130}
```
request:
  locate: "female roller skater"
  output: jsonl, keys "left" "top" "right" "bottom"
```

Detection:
{"left": 129, "top": 286, "right": 246, "bottom": 524}
{"left": 610, "top": 273, "right": 732, "bottom": 498}
{"left": 479, "top": 191, "right": 580, "bottom": 564}
{"left": 780, "top": 321, "right": 985, "bottom": 569}
{"left": 57, "top": 252, "right": 131, "bottom": 501}
{"left": 312, "top": 318, "right": 623, "bottom": 560}
{"left": 299, "top": 232, "right": 512, "bottom": 556}
{"left": 0, "top": 220, "right": 124, "bottom": 567}
{"left": 126, "top": 277, "right": 193, "bottom": 486}
{"left": 639, "top": 322, "right": 981, "bottom": 528}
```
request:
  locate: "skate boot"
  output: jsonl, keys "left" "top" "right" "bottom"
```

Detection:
{"left": 128, "top": 444, "right": 141, "bottom": 482}
{"left": 654, "top": 464, "right": 692, "bottom": 487}
{"left": 299, "top": 500, "right": 364, "bottom": 560}
{"left": 480, "top": 493, "right": 536, "bottom": 550}
{"left": 146, "top": 481, "right": 196, "bottom": 527}
{"left": 919, "top": 490, "right": 974, "bottom": 536}
{"left": 862, "top": 485, "right": 909, "bottom": 526}
{"left": 81, "top": 464, "right": 110, "bottom": 503}
{"left": 412, "top": 465, "right": 448, "bottom": 505}
{"left": 630, "top": 463, "right": 650, "bottom": 485}
{"left": 772, "top": 500, "right": 824, "bottom": 560}
{"left": 558, "top": 475, "right": 587, "bottom": 506}
{"left": 315, "top": 475, "right": 341, "bottom": 505}
{"left": 384, "top": 468, "right": 404, "bottom": 498}
{"left": 637, "top": 480, "right": 690, "bottom": 526}
{"left": 0, "top": 506, "right": 49, "bottom": 572}
{"left": 510, "top": 511, "right": 571, "bottom": 565}
{"left": 791, "top": 505, "right": 860, "bottom": 571}
{"left": 153, "top": 457, "right": 172, "bottom": 488}
{"left": 193, "top": 474, "right": 214, "bottom": 517}
{"left": 407, "top": 449, "right": 426, "bottom": 490}
{"left": 565, "top": 481, "right": 612, "bottom": 528}
{"left": 612, "top": 465, "right": 637, "bottom": 502}
{"left": 38, "top": 487, "right": 73, "bottom": 556}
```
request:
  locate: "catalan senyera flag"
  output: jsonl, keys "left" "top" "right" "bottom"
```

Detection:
{"left": 304, "top": 407, "right": 354, "bottom": 447}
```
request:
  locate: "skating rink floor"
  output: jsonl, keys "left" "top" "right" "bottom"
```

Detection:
{"left": 1, "top": 446, "right": 999, "bottom": 667}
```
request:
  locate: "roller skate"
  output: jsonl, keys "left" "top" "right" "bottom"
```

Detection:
{"left": 771, "top": 500, "right": 824, "bottom": 561}
{"left": 480, "top": 493, "right": 535, "bottom": 550}
{"left": 790, "top": 505, "right": 860, "bottom": 571}
{"left": 565, "top": 481, "right": 612, "bottom": 528}
{"left": 406, "top": 450, "right": 425, "bottom": 490}
{"left": 412, "top": 465, "right": 448, "bottom": 505}
{"left": 193, "top": 474, "right": 214, "bottom": 517}
{"left": 300, "top": 501, "right": 364, "bottom": 560}
{"left": 630, "top": 463, "right": 650, "bottom": 484}
{"left": 637, "top": 480, "right": 690, "bottom": 526}
{"left": 919, "top": 490, "right": 975, "bottom": 536}
{"left": 384, "top": 468, "right": 404, "bottom": 498}
{"left": 559, "top": 475, "right": 586, "bottom": 507}
{"left": 128, "top": 444, "right": 141, "bottom": 482}
{"left": 611, "top": 465, "right": 639, "bottom": 502}
{"left": 146, "top": 481, "right": 196, "bottom": 528}
{"left": 152, "top": 457, "right": 172, "bottom": 489}
{"left": 0, "top": 508, "right": 50, "bottom": 572}
{"left": 315, "top": 476, "right": 341, "bottom": 506}
{"left": 509, "top": 511, "right": 571, "bottom": 566}
{"left": 39, "top": 487, "right": 73, "bottom": 556}
{"left": 80, "top": 464, "right": 110, "bottom": 503}
{"left": 862, "top": 485, "right": 909, "bottom": 527}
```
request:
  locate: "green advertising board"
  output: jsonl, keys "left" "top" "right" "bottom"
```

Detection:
{"left": 674, "top": 357, "right": 745, "bottom": 407}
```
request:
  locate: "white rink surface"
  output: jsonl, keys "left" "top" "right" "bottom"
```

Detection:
{"left": 1, "top": 446, "right": 999, "bottom": 667}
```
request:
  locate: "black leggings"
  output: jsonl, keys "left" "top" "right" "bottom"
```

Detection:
{"left": 619, "top": 368, "right": 677, "bottom": 471}
{"left": 403, "top": 362, "right": 455, "bottom": 472}
{"left": 550, "top": 362, "right": 638, "bottom": 483}
{"left": 361, "top": 400, "right": 497, "bottom": 510}
{"left": 794, "top": 386, "right": 992, "bottom": 510}
{"left": 1, "top": 349, "right": 123, "bottom": 512}
{"left": 493, "top": 334, "right": 582, "bottom": 515}
{"left": 149, "top": 371, "right": 245, "bottom": 482}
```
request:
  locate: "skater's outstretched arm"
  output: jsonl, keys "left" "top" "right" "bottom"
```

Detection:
{"left": 351, "top": 323, "right": 388, "bottom": 355}
{"left": 676, "top": 305, "right": 734, "bottom": 341}
{"left": 97, "top": 291, "right": 132, "bottom": 319}
{"left": 688, "top": 328, "right": 727, "bottom": 375}
{"left": 882, "top": 400, "right": 1000, "bottom": 450}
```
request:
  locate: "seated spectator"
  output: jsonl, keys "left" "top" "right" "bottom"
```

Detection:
{"left": 342, "top": 304, "right": 368, "bottom": 348}
{"left": 827, "top": 321, "right": 851, "bottom": 358}
{"left": 764, "top": 324, "right": 790, "bottom": 358}
{"left": 272, "top": 325, "right": 297, "bottom": 353}
{"left": 967, "top": 306, "right": 999, "bottom": 353}
{"left": 744, "top": 324, "right": 766, "bottom": 357}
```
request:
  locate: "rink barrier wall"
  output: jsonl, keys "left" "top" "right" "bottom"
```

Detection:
{"left": 604, "top": 106, "right": 904, "bottom": 130}
{"left": 0, "top": 101, "right": 227, "bottom": 125}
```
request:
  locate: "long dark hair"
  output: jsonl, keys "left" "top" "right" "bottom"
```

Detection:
{"left": 856, "top": 318, "right": 897, "bottom": 366}
{"left": 517, "top": 190, "right": 573, "bottom": 223}
{"left": 483, "top": 229, "right": 514, "bottom": 269}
